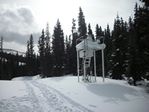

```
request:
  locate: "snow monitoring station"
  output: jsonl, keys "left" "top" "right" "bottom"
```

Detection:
{"left": 76, "top": 35, "right": 106, "bottom": 82}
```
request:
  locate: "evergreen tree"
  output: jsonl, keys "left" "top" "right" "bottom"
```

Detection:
{"left": 52, "top": 19, "right": 65, "bottom": 76}
{"left": 104, "top": 24, "right": 112, "bottom": 76}
{"left": 95, "top": 24, "right": 104, "bottom": 40}
{"left": 38, "top": 29, "right": 46, "bottom": 77}
{"left": 45, "top": 23, "right": 51, "bottom": 54}
{"left": 70, "top": 18, "right": 78, "bottom": 75}
{"left": 127, "top": 16, "right": 140, "bottom": 85}
{"left": 88, "top": 23, "right": 95, "bottom": 40}
{"left": 45, "top": 23, "right": 52, "bottom": 76}
{"left": 111, "top": 15, "right": 128, "bottom": 79}
{"left": 78, "top": 7, "right": 87, "bottom": 38}
{"left": 26, "top": 34, "right": 34, "bottom": 58}
{"left": 128, "top": 0, "right": 149, "bottom": 83}
{"left": 26, "top": 34, "right": 36, "bottom": 76}
{"left": 95, "top": 24, "right": 104, "bottom": 75}
{"left": 64, "top": 35, "right": 71, "bottom": 74}
{"left": 139, "top": 0, "right": 149, "bottom": 79}
{"left": 26, "top": 40, "right": 30, "bottom": 57}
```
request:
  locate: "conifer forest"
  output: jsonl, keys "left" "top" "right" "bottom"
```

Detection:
{"left": 0, "top": 0, "right": 149, "bottom": 86}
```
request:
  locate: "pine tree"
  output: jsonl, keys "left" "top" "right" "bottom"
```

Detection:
{"left": 45, "top": 23, "right": 51, "bottom": 54}
{"left": 120, "top": 18, "right": 129, "bottom": 75}
{"left": 88, "top": 23, "right": 94, "bottom": 40}
{"left": 26, "top": 34, "right": 36, "bottom": 76}
{"left": 70, "top": 18, "right": 78, "bottom": 75}
{"left": 95, "top": 24, "right": 104, "bottom": 75}
{"left": 127, "top": 16, "right": 140, "bottom": 85}
{"left": 38, "top": 29, "right": 46, "bottom": 77}
{"left": 38, "top": 29, "right": 45, "bottom": 57}
{"left": 45, "top": 23, "right": 52, "bottom": 76}
{"left": 64, "top": 35, "right": 71, "bottom": 74}
{"left": 52, "top": 19, "right": 65, "bottom": 76}
{"left": 138, "top": 0, "right": 149, "bottom": 79}
{"left": 129, "top": 0, "right": 149, "bottom": 82}
{"left": 111, "top": 15, "right": 128, "bottom": 79}
{"left": 104, "top": 24, "right": 112, "bottom": 76}
{"left": 95, "top": 24, "right": 104, "bottom": 40}
{"left": 78, "top": 7, "right": 87, "bottom": 38}
{"left": 26, "top": 34, "right": 34, "bottom": 58}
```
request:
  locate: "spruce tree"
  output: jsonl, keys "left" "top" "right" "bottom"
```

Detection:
{"left": 104, "top": 24, "right": 112, "bottom": 76}
{"left": 95, "top": 24, "right": 104, "bottom": 75}
{"left": 26, "top": 34, "right": 36, "bottom": 76}
{"left": 127, "top": 16, "right": 140, "bottom": 85}
{"left": 129, "top": 0, "right": 149, "bottom": 82}
{"left": 45, "top": 23, "right": 52, "bottom": 76}
{"left": 52, "top": 19, "right": 65, "bottom": 76}
{"left": 95, "top": 24, "right": 104, "bottom": 40}
{"left": 26, "top": 34, "right": 34, "bottom": 57}
{"left": 64, "top": 35, "right": 71, "bottom": 74}
{"left": 88, "top": 23, "right": 94, "bottom": 40}
{"left": 78, "top": 7, "right": 87, "bottom": 38}
{"left": 45, "top": 23, "right": 51, "bottom": 54}
{"left": 70, "top": 18, "right": 78, "bottom": 75}
{"left": 38, "top": 29, "right": 46, "bottom": 77}
{"left": 111, "top": 16, "right": 128, "bottom": 79}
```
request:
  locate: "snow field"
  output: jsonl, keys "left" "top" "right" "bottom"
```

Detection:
{"left": 39, "top": 76, "right": 149, "bottom": 112}
{"left": 0, "top": 75, "right": 149, "bottom": 112}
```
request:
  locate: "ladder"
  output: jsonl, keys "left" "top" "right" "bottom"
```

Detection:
{"left": 82, "top": 57, "right": 91, "bottom": 82}
{"left": 85, "top": 57, "right": 91, "bottom": 68}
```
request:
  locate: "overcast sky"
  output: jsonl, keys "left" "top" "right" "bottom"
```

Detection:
{"left": 0, "top": 0, "right": 140, "bottom": 52}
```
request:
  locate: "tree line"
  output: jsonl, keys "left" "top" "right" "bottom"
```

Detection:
{"left": 0, "top": 0, "right": 149, "bottom": 85}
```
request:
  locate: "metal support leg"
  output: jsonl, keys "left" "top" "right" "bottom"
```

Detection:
{"left": 77, "top": 50, "right": 80, "bottom": 82}
{"left": 102, "top": 49, "right": 105, "bottom": 82}
{"left": 94, "top": 50, "right": 97, "bottom": 82}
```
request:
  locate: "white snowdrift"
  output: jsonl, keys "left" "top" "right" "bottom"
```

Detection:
{"left": 0, "top": 76, "right": 149, "bottom": 112}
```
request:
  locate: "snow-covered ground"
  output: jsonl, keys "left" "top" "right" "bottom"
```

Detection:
{"left": 0, "top": 75, "right": 149, "bottom": 112}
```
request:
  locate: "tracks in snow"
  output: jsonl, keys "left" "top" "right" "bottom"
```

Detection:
{"left": 30, "top": 81, "right": 93, "bottom": 112}
{"left": 0, "top": 81, "right": 93, "bottom": 112}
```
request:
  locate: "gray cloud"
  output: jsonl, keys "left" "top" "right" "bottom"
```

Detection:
{"left": 0, "top": 31, "right": 39, "bottom": 45}
{"left": 0, "top": 7, "right": 40, "bottom": 45}
{"left": 17, "top": 8, "right": 34, "bottom": 25}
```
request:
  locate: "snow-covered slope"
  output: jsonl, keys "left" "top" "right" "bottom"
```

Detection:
{"left": 0, "top": 76, "right": 149, "bottom": 112}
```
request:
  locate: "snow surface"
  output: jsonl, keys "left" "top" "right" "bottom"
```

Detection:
{"left": 0, "top": 75, "right": 149, "bottom": 112}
